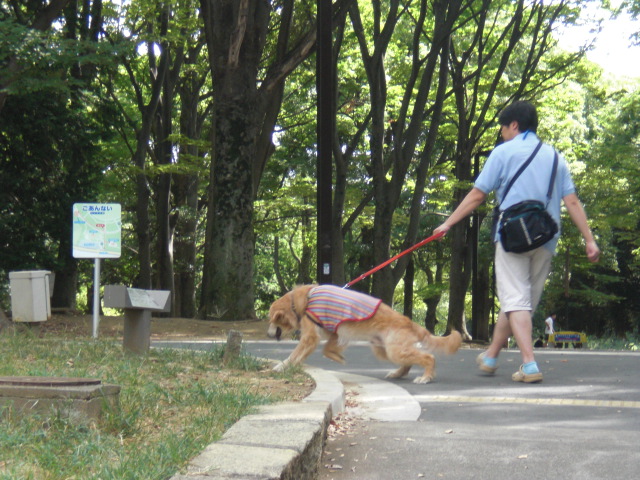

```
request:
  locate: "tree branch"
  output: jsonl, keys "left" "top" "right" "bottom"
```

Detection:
{"left": 228, "top": 0, "right": 249, "bottom": 68}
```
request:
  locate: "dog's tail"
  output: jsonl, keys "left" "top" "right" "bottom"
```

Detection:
{"left": 421, "top": 330, "right": 462, "bottom": 355}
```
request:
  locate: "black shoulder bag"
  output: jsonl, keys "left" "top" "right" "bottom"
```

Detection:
{"left": 494, "top": 141, "right": 559, "bottom": 253}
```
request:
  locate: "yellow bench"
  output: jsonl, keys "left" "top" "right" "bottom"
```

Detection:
{"left": 548, "top": 331, "right": 587, "bottom": 348}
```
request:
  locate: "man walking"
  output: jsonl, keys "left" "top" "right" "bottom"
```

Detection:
{"left": 545, "top": 313, "right": 556, "bottom": 346}
{"left": 433, "top": 100, "right": 599, "bottom": 383}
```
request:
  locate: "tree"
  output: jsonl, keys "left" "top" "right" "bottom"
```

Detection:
{"left": 0, "top": 0, "right": 72, "bottom": 113}
{"left": 198, "top": 0, "right": 352, "bottom": 320}
{"left": 342, "top": 1, "right": 464, "bottom": 305}
{"left": 172, "top": 39, "right": 211, "bottom": 318}
{"left": 539, "top": 74, "right": 640, "bottom": 336}
{"left": 102, "top": 0, "right": 209, "bottom": 318}
{"left": 0, "top": 0, "right": 118, "bottom": 312}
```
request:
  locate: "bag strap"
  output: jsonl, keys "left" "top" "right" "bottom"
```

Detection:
{"left": 545, "top": 150, "right": 559, "bottom": 208}
{"left": 498, "top": 140, "right": 543, "bottom": 208}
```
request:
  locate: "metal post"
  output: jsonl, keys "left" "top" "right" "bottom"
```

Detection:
{"left": 92, "top": 258, "right": 100, "bottom": 338}
{"left": 316, "top": 0, "right": 333, "bottom": 285}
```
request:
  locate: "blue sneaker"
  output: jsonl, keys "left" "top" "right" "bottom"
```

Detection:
{"left": 476, "top": 352, "right": 497, "bottom": 374}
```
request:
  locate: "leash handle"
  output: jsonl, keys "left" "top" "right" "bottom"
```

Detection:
{"left": 343, "top": 231, "right": 445, "bottom": 288}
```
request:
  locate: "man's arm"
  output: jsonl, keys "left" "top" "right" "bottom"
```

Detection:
{"left": 434, "top": 188, "right": 487, "bottom": 236}
{"left": 563, "top": 193, "right": 600, "bottom": 263}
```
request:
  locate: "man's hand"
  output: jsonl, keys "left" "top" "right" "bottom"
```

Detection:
{"left": 586, "top": 241, "right": 600, "bottom": 263}
{"left": 433, "top": 223, "right": 450, "bottom": 237}
{"left": 432, "top": 188, "right": 487, "bottom": 239}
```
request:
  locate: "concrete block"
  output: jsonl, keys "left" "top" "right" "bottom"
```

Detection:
{"left": 186, "top": 443, "right": 298, "bottom": 479}
{"left": 103, "top": 285, "right": 170, "bottom": 312}
{"left": 103, "top": 285, "right": 171, "bottom": 353}
{"left": 220, "top": 418, "right": 320, "bottom": 452}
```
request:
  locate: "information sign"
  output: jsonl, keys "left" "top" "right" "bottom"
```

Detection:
{"left": 72, "top": 203, "right": 122, "bottom": 258}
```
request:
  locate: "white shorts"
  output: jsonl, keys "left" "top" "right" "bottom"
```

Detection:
{"left": 494, "top": 242, "right": 553, "bottom": 313}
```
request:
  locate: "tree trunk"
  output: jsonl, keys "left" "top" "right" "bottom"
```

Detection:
{"left": 51, "top": 232, "right": 77, "bottom": 310}
{"left": 132, "top": 28, "right": 171, "bottom": 289}
{"left": 50, "top": 263, "right": 77, "bottom": 310}
{"left": 201, "top": 93, "right": 260, "bottom": 320}
{"left": 446, "top": 135, "right": 474, "bottom": 338}
{"left": 154, "top": 65, "right": 177, "bottom": 311}
{"left": 199, "top": 0, "right": 322, "bottom": 319}
{"left": 172, "top": 32, "right": 210, "bottom": 319}
{"left": 199, "top": 0, "right": 270, "bottom": 320}
{"left": 295, "top": 208, "right": 314, "bottom": 285}
{"left": 173, "top": 193, "right": 198, "bottom": 318}
{"left": 422, "top": 245, "right": 445, "bottom": 332}
{"left": 173, "top": 65, "right": 205, "bottom": 318}
{"left": 354, "top": 226, "right": 375, "bottom": 294}
{"left": 403, "top": 258, "right": 414, "bottom": 318}
{"left": 447, "top": 215, "right": 473, "bottom": 339}
{"left": 476, "top": 255, "right": 492, "bottom": 342}
{"left": 0, "top": 308, "right": 14, "bottom": 333}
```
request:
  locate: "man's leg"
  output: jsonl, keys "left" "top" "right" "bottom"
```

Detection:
{"left": 485, "top": 310, "right": 511, "bottom": 358}
{"left": 480, "top": 244, "right": 544, "bottom": 379}
{"left": 507, "top": 310, "right": 535, "bottom": 364}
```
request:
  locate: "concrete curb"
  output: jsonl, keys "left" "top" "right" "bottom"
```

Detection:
{"left": 169, "top": 366, "right": 345, "bottom": 480}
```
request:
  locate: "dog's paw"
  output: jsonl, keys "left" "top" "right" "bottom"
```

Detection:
{"left": 272, "top": 362, "right": 286, "bottom": 372}
{"left": 412, "top": 375, "right": 433, "bottom": 384}
{"left": 324, "top": 352, "right": 346, "bottom": 364}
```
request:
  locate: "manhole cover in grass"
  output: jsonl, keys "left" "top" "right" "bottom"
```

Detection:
{"left": 0, "top": 376, "right": 102, "bottom": 387}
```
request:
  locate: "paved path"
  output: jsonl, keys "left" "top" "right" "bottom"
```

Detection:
{"left": 157, "top": 340, "right": 640, "bottom": 480}
{"left": 244, "top": 342, "right": 640, "bottom": 480}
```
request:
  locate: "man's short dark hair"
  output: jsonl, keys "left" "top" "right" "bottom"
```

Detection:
{"left": 498, "top": 100, "right": 538, "bottom": 132}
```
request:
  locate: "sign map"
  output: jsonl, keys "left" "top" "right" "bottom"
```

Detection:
{"left": 72, "top": 203, "right": 122, "bottom": 259}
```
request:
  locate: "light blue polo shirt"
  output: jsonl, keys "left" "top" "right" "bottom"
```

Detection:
{"left": 474, "top": 131, "right": 575, "bottom": 252}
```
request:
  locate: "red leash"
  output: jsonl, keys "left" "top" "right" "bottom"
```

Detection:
{"left": 343, "top": 231, "right": 445, "bottom": 288}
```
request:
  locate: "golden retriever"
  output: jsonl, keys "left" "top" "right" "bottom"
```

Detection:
{"left": 267, "top": 284, "right": 462, "bottom": 384}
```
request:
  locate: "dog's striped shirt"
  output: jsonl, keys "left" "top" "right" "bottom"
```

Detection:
{"left": 305, "top": 285, "right": 382, "bottom": 333}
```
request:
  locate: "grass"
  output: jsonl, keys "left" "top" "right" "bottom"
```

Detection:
{"left": 0, "top": 330, "right": 312, "bottom": 479}
{"left": 586, "top": 330, "right": 640, "bottom": 351}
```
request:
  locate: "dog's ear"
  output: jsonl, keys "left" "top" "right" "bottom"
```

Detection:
{"left": 271, "top": 310, "right": 283, "bottom": 323}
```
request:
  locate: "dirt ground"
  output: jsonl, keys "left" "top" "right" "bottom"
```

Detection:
{"left": 35, "top": 312, "right": 272, "bottom": 341}
{"left": 24, "top": 312, "right": 485, "bottom": 349}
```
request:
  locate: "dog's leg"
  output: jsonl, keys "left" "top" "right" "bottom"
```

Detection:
{"left": 385, "top": 365, "right": 411, "bottom": 379}
{"left": 401, "top": 350, "right": 436, "bottom": 383}
{"left": 369, "top": 342, "right": 413, "bottom": 379}
{"left": 370, "top": 341, "right": 414, "bottom": 379}
{"left": 370, "top": 343, "right": 389, "bottom": 361}
{"left": 273, "top": 321, "right": 320, "bottom": 372}
{"left": 273, "top": 358, "right": 290, "bottom": 372}
{"left": 322, "top": 333, "right": 347, "bottom": 364}
{"left": 411, "top": 354, "right": 436, "bottom": 384}
{"left": 384, "top": 335, "right": 436, "bottom": 383}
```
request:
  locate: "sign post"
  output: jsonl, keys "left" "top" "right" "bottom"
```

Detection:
{"left": 72, "top": 203, "right": 122, "bottom": 338}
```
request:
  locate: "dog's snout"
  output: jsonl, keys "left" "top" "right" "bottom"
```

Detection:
{"left": 267, "top": 323, "right": 283, "bottom": 341}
